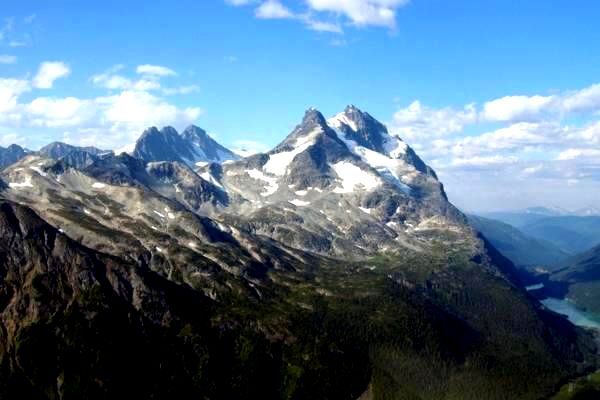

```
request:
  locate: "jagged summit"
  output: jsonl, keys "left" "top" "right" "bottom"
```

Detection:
{"left": 133, "top": 125, "right": 238, "bottom": 167}
{"left": 329, "top": 105, "right": 434, "bottom": 176}
{"left": 39, "top": 141, "right": 110, "bottom": 159}
{"left": 272, "top": 108, "right": 340, "bottom": 152}
{"left": 0, "top": 144, "right": 29, "bottom": 169}
{"left": 329, "top": 105, "right": 390, "bottom": 154}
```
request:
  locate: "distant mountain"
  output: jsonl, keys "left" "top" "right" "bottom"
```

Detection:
{"left": 573, "top": 206, "right": 600, "bottom": 217}
{"left": 39, "top": 141, "right": 109, "bottom": 159}
{"left": 520, "top": 216, "right": 600, "bottom": 254}
{"left": 549, "top": 244, "right": 600, "bottom": 315}
{"left": 481, "top": 209, "right": 600, "bottom": 254}
{"left": 0, "top": 144, "right": 29, "bottom": 169}
{"left": 468, "top": 215, "right": 569, "bottom": 269}
{"left": 133, "top": 125, "right": 238, "bottom": 167}
{"left": 482, "top": 209, "right": 562, "bottom": 228}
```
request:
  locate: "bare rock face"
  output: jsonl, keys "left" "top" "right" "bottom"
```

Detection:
{"left": 0, "top": 144, "right": 29, "bottom": 169}
{"left": 133, "top": 125, "right": 238, "bottom": 167}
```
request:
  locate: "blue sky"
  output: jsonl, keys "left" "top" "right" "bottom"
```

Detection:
{"left": 1, "top": 0, "right": 600, "bottom": 211}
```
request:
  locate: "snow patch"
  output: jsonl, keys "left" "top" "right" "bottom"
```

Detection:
{"left": 359, "top": 207, "right": 372, "bottom": 214}
{"left": 329, "top": 121, "right": 411, "bottom": 192}
{"left": 295, "top": 190, "right": 308, "bottom": 196}
{"left": 200, "top": 171, "right": 223, "bottom": 188}
{"left": 9, "top": 177, "right": 33, "bottom": 188}
{"left": 263, "top": 128, "right": 321, "bottom": 176}
{"left": 246, "top": 169, "right": 279, "bottom": 196}
{"left": 92, "top": 182, "right": 106, "bottom": 189}
{"left": 29, "top": 166, "right": 47, "bottom": 177}
{"left": 289, "top": 199, "right": 310, "bottom": 207}
{"left": 331, "top": 162, "right": 381, "bottom": 193}
{"left": 328, "top": 112, "right": 359, "bottom": 132}
{"left": 153, "top": 210, "right": 166, "bottom": 219}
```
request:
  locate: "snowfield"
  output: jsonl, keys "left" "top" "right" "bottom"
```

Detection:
{"left": 263, "top": 128, "right": 322, "bottom": 176}
{"left": 330, "top": 162, "right": 381, "bottom": 193}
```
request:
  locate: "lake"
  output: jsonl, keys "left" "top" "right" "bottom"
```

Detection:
{"left": 541, "top": 298, "right": 600, "bottom": 329}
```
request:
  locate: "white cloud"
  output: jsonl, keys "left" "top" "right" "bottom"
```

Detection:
{"left": 0, "top": 78, "right": 30, "bottom": 113}
{"left": 26, "top": 97, "right": 96, "bottom": 127}
{"left": 0, "top": 55, "right": 17, "bottom": 64}
{"left": 481, "top": 95, "right": 556, "bottom": 122}
{"left": 521, "top": 164, "right": 544, "bottom": 176}
{"left": 390, "top": 100, "right": 477, "bottom": 141}
{"left": 91, "top": 65, "right": 165, "bottom": 91}
{"left": 0, "top": 132, "right": 27, "bottom": 147}
{"left": 136, "top": 64, "right": 176, "bottom": 77}
{"left": 450, "top": 122, "right": 561, "bottom": 158}
{"left": 450, "top": 155, "right": 518, "bottom": 168}
{"left": 556, "top": 148, "right": 600, "bottom": 161}
{"left": 100, "top": 90, "right": 199, "bottom": 126}
{"left": 303, "top": 18, "right": 343, "bottom": 33}
{"left": 562, "top": 83, "right": 600, "bottom": 114}
{"left": 162, "top": 85, "right": 200, "bottom": 96}
{"left": 306, "top": 0, "right": 410, "bottom": 28}
{"left": 481, "top": 83, "right": 600, "bottom": 123}
{"left": 255, "top": 0, "right": 294, "bottom": 19}
{"left": 8, "top": 41, "right": 27, "bottom": 48}
{"left": 229, "top": 0, "right": 410, "bottom": 32}
{"left": 0, "top": 63, "right": 204, "bottom": 151}
{"left": 390, "top": 83, "right": 600, "bottom": 210}
{"left": 32, "top": 61, "right": 71, "bottom": 89}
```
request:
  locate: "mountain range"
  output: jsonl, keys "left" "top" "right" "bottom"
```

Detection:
{"left": 468, "top": 214, "right": 570, "bottom": 269}
{"left": 0, "top": 144, "right": 30, "bottom": 169}
{"left": 481, "top": 209, "right": 600, "bottom": 255}
{"left": 133, "top": 125, "right": 239, "bottom": 167}
{"left": 0, "top": 105, "right": 598, "bottom": 399}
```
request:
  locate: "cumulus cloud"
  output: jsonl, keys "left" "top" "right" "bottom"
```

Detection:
{"left": 481, "top": 95, "right": 556, "bottom": 122}
{"left": 26, "top": 96, "right": 97, "bottom": 128}
{"left": 136, "top": 64, "right": 177, "bottom": 77}
{"left": 0, "top": 62, "right": 203, "bottom": 151}
{"left": 480, "top": 83, "right": 600, "bottom": 123}
{"left": 391, "top": 100, "right": 477, "bottom": 141}
{"left": 0, "top": 78, "right": 31, "bottom": 113}
{"left": 0, "top": 132, "right": 27, "bottom": 147}
{"left": 387, "top": 82, "right": 600, "bottom": 210}
{"left": 255, "top": 0, "right": 294, "bottom": 19}
{"left": 556, "top": 148, "right": 600, "bottom": 161}
{"left": 228, "top": 0, "right": 410, "bottom": 33}
{"left": 161, "top": 85, "right": 200, "bottom": 96}
{"left": 32, "top": 61, "right": 71, "bottom": 89}
{"left": 450, "top": 155, "right": 518, "bottom": 168}
{"left": 306, "top": 0, "right": 410, "bottom": 28}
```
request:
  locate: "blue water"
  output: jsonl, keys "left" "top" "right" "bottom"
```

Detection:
{"left": 525, "top": 283, "right": 544, "bottom": 291}
{"left": 541, "top": 298, "right": 600, "bottom": 329}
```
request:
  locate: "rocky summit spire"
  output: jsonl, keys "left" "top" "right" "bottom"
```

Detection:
{"left": 132, "top": 125, "right": 238, "bottom": 167}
